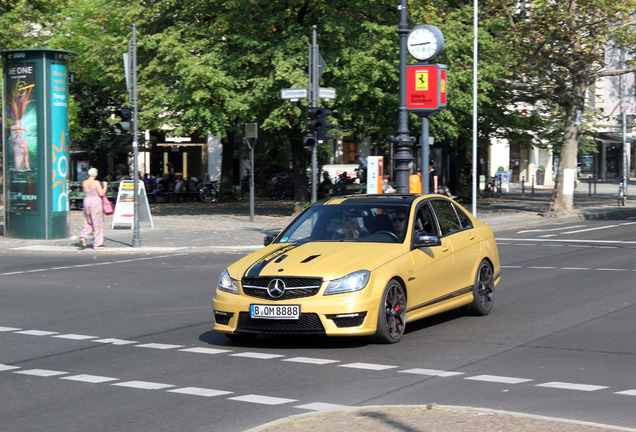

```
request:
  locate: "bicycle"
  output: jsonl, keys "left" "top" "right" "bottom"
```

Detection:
{"left": 617, "top": 181, "right": 627, "bottom": 207}
{"left": 198, "top": 180, "right": 219, "bottom": 203}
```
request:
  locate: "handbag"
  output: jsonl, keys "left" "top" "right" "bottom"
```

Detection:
{"left": 102, "top": 195, "right": 114, "bottom": 215}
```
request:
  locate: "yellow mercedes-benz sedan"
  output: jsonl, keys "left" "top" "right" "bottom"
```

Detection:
{"left": 213, "top": 194, "right": 501, "bottom": 343}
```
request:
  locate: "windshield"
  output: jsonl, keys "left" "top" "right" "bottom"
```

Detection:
{"left": 276, "top": 202, "right": 412, "bottom": 244}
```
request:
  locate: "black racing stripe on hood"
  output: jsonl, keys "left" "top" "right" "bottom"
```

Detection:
{"left": 244, "top": 244, "right": 301, "bottom": 277}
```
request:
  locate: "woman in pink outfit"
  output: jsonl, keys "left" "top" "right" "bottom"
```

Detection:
{"left": 79, "top": 168, "right": 108, "bottom": 249}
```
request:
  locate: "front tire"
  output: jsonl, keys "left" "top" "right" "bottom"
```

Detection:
{"left": 464, "top": 259, "right": 495, "bottom": 316}
{"left": 371, "top": 279, "right": 406, "bottom": 344}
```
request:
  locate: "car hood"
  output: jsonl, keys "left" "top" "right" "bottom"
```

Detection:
{"left": 229, "top": 241, "right": 406, "bottom": 281}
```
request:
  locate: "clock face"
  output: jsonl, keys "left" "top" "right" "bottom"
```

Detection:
{"left": 407, "top": 25, "right": 444, "bottom": 61}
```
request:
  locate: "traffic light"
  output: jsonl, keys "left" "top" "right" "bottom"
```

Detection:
{"left": 305, "top": 106, "right": 333, "bottom": 145}
{"left": 316, "top": 107, "right": 333, "bottom": 144}
{"left": 305, "top": 107, "right": 321, "bottom": 134}
{"left": 115, "top": 106, "right": 133, "bottom": 134}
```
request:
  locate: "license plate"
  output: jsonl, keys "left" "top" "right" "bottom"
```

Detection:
{"left": 250, "top": 304, "right": 300, "bottom": 320}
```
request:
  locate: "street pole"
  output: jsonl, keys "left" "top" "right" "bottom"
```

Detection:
{"left": 472, "top": 0, "right": 479, "bottom": 216}
{"left": 393, "top": 0, "right": 415, "bottom": 194}
{"left": 132, "top": 22, "right": 141, "bottom": 247}
{"left": 310, "top": 25, "right": 319, "bottom": 203}
{"left": 422, "top": 117, "right": 430, "bottom": 194}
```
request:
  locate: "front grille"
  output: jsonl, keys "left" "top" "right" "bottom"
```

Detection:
{"left": 242, "top": 277, "right": 323, "bottom": 300}
{"left": 236, "top": 312, "right": 325, "bottom": 334}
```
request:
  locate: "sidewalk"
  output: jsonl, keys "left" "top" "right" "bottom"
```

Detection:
{"left": 0, "top": 182, "right": 632, "bottom": 253}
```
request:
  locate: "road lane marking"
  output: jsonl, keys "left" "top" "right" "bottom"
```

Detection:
{"left": 0, "top": 326, "right": 21, "bottom": 332}
{"left": 536, "top": 382, "right": 608, "bottom": 392}
{"left": 497, "top": 237, "right": 636, "bottom": 245}
{"left": 53, "top": 334, "right": 98, "bottom": 340}
{"left": 92, "top": 338, "right": 138, "bottom": 345}
{"left": 179, "top": 347, "right": 233, "bottom": 355}
{"left": 113, "top": 380, "right": 175, "bottom": 390}
{"left": 4, "top": 325, "right": 635, "bottom": 400}
{"left": 517, "top": 226, "right": 586, "bottom": 234}
{"left": 399, "top": 368, "right": 464, "bottom": 377}
{"left": 283, "top": 357, "right": 340, "bottom": 365}
{"left": 465, "top": 375, "right": 533, "bottom": 384}
{"left": 228, "top": 394, "right": 297, "bottom": 405}
{"left": 14, "top": 369, "right": 68, "bottom": 377}
{"left": 230, "top": 352, "right": 285, "bottom": 360}
{"left": 339, "top": 362, "right": 398, "bottom": 371}
{"left": 14, "top": 330, "right": 60, "bottom": 336}
{"left": 0, "top": 254, "right": 185, "bottom": 277}
{"left": 61, "top": 374, "right": 118, "bottom": 383}
{"left": 167, "top": 387, "right": 233, "bottom": 397}
{"left": 136, "top": 343, "right": 185, "bottom": 350}
{"left": 0, "top": 364, "right": 21, "bottom": 371}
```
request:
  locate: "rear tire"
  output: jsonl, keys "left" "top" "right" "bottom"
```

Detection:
{"left": 463, "top": 259, "right": 495, "bottom": 316}
{"left": 370, "top": 279, "right": 406, "bottom": 344}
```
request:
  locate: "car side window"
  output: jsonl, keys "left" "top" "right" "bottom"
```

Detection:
{"left": 412, "top": 203, "right": 437, "bottom": 237}
{"left": 454, "top": 204, "right": 473, "bottom": 229}
{"left": 430, "top": 200, "right": 462, "bottom": 236}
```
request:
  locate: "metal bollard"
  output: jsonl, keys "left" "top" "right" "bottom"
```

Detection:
{"left": 521, "top": 176, "right": 525, "bottom": 196}
{"left": 531, "top": 175, "right": 535, "bottom": 194}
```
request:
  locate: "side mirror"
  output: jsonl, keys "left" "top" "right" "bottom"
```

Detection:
{"left": 263, "top": 232, "right": 280, "bottom": 246}
{"left": 414, "top": 233, "right": 442, "bottom": 248}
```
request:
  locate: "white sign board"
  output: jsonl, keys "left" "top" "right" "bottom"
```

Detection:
{"left": 111, "top": 180, "right": 154, "bottom": 229}
{"left": 319, "top": 87, "right": 336, "bottom": 100}
{"left": 281, "top": 88, "right": 308, "bottom": 100}
{"left": 366, "top": 156, "right": 383, "bottom": 194}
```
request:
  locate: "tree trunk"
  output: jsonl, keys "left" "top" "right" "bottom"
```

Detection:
{"left": 221, "top": 131, "right": 235, "bottom": 192}
{"left": 550, "top": 104, "right": 580, "bottom": 214}
{"left": 290, "top": 135, "right": 309, "bottom": 202}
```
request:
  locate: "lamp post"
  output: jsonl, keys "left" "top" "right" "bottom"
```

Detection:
{"left": 393, "top": 0, "right": 415, "bottom": 194}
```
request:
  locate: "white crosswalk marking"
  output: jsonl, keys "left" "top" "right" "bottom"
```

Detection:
{"left": 15, "top": 369, "right": 67, "bottom": 377}
{"left": 536, "top": 382, "right": 608, "bottom": 392}
{"left": 167, "top": 387, "right": 233, "bottom": 397}
{"left": 61, "top": 374, "right": 118, "bottom": 383}
{"left": 466, "top": 374, "right": 533, "bottom": 384}
{"left": 283, "top": 357, "right": 340, "bottom": 365}
{"left": 339, "top": 362, "right": 398, "bottom": 371}
{"left": 228, "top": 394, "right": 297, "bottom": 405}
{"left": 399, "top": 368, "right": 464, "bottom": 377}
{"left": 113, "top": 381, "right": 175, "bottom": 390}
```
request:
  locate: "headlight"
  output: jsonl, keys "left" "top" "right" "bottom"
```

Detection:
{"left": 324, "top": 270, "right": 370, "bottom": 295}
{"left": 217, "top": 269, "right": 239, "bottom": 294}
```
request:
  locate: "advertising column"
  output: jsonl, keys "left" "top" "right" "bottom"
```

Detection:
{"left": 2, "top": 49, "right": 73, "bottom": 239}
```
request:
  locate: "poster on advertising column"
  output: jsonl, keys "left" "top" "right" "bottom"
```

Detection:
{"left": 111, "top": 180, "right": 154, "bottom": 229}
{"left": 50, "top": 62, "right": 70, "bottom": 212}
{"left": 5, "top": 61, "right": 38, "bottom": 212}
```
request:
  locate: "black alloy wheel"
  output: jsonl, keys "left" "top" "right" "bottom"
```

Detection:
{"left": 371, "top": 279, "right": 407, "bottom": 343}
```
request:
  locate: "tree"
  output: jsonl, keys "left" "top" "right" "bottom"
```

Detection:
{"left": 488, "top": 0, "right": 636, "bottom": 213}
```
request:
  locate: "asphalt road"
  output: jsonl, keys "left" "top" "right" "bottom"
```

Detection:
{"left": 1, "top": 210, "right": 635, "bottom": 432}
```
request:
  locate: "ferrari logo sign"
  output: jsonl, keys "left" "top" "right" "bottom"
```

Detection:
{"left": 415, "top": 70, "right": 429, "bottom": 91}
{"left": 406, "top": 64, "right": 448, "bottom": 116}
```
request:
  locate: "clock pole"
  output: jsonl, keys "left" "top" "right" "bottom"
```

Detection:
{"left": 392, "top": 0, "right": 415, "bottom": 194}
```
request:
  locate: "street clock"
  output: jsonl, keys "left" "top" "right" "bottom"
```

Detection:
{"left": 407, "top": 24, "right": 445, "bottom": 62}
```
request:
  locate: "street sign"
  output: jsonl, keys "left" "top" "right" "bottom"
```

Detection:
{"left": 319, "top": 87, "right": 336, "bottom": 100}
{"left": 165, "top": 136, "right": 191, "bottom": 143}
{"left": 281, "top": 88, "right": 308, "bottom": 100}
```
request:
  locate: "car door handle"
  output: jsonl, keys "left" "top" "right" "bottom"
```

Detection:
{"left": 441, "top": 245, "right": 450, "bottom": 253}
{"left": 468, "top": 233, "right": 475, "bottom": 240}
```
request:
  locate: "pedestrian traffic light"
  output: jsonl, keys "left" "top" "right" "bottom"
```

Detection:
{"left": 115, "top": 106, "right": 133, "bottom": 134}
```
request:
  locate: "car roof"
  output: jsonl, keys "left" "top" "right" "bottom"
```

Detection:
{"left": 321, "top": 194, "right": 425, "bottom": 206}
